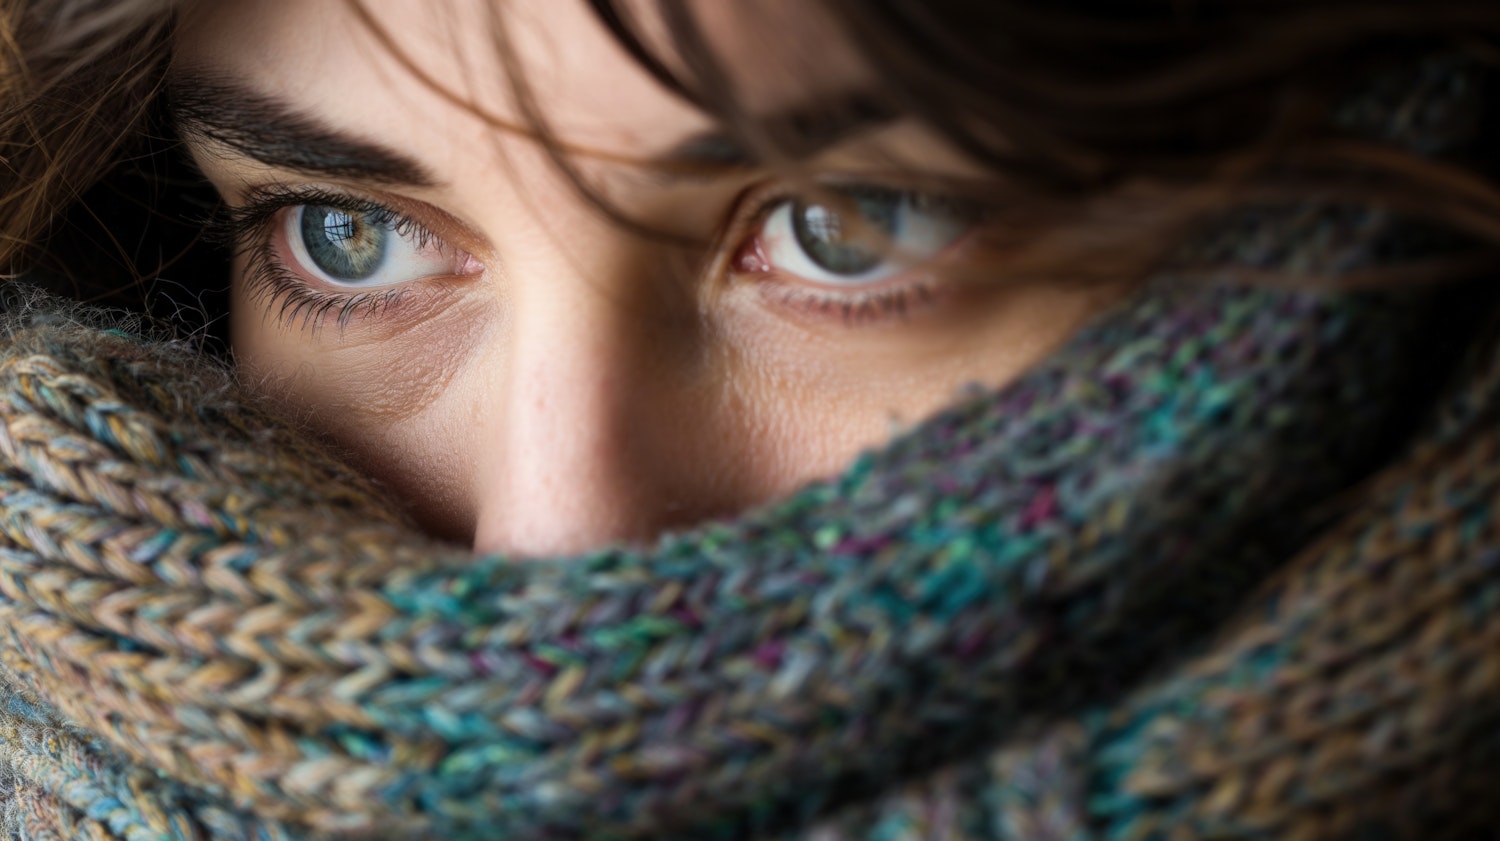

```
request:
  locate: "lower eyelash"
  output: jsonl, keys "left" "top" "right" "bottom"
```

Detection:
{"left": 758, "top": 277, "right": 939, "bottom": 326}
{"left": 213, "top": 185, "right": 453, "bottom": 334}
{"left": 241, "top": 236, "right": 408, "bottom": 333}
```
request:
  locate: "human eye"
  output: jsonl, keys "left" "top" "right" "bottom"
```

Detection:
{"left": 218, "top": 186, "right": 479, "bottom": 330}
{"left": 733, "top": 183, "right": 984, "bottom": 323}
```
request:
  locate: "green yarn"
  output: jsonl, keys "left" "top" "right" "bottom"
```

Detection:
{"left": 0, "top": 52, "right": 1496, "bottom": 841}
{"left": 0, "top": 272, "right": 1480, "bottom": 840}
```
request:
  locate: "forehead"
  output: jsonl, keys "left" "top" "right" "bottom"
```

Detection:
{"left": 172, "top": 0, "right": 870, "bottom": 160}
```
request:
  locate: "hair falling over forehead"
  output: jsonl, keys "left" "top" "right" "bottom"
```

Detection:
{"left": 351, "top": 0, "right": 1500, "bottom": 288}
{"left": 8, "top": 0, "right": 1500, "bottom": 293}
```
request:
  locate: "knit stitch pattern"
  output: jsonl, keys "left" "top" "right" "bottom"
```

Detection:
{"left": 0, "top": 273, "right": 1473, "bottom": 840}
{"left": 0, "top": 52, "right": 1493, "bottom": 841}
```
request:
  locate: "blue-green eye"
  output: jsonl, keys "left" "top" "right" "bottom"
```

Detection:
{"left": 298, "top": 206, "right": 388, "bottom": 280}
{"left": 760, "top": 186, "right": 978, "bottom": 285}
{"left": 286, "top": 205, "right": 467, "bottom": 288}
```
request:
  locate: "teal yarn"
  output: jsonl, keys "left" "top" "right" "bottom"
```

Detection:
{"left": 0, "top": 273, "right": 1477, "bottom": 840}
{"left": 0, "top": 50, "right": 1496, "bottom": 841}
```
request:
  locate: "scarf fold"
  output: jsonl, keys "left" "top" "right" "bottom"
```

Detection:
{"left": 0, "top": 54, "right": 1496, "bottom": 841}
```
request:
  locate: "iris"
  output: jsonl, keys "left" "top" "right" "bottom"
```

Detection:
{"left": 299, "top": 206, "right": 388, "bottom": 281}
{"left": 780, "top": 186, "right": 976, "bottom": 283}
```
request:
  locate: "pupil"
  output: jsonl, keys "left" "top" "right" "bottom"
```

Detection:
{"left": 791, "top": 187, "right": 901, "bottom": 276}
{"left": 323, "top": 212, "right": 357, "bottom": 243}
{"left": 300, "top": 206, "right": 388, "bottom": 281}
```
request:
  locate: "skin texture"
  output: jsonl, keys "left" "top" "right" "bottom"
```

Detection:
{"left": 174, "top": 0, "right": 1126, "bottom": 555}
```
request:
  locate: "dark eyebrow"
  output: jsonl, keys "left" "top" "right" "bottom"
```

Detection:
{"left": 167, "top": 74, "right": 437, "bottom": 188}
{"left": 652, "top": 93, "right": 896, "bottom": 178}
{"left": 168, "top": 71, "right": 891, "bottom": 187}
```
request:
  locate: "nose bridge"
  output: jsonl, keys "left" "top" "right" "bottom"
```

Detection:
{"left": 470, "top": 251, "right": 662, "bottom": 557}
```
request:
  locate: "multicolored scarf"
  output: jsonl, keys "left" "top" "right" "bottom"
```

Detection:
{"left": 0, "top": 55, "right": 1496, "bottom": 841}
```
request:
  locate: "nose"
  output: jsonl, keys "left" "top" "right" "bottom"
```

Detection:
{"left": 468, "top": 257, "right": 714, "bottom": 557}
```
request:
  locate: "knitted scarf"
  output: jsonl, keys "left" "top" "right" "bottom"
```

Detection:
{"left": 1, "top": 56, "right": 1498, "bottom": 841}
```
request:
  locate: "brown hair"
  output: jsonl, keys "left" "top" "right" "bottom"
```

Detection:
{"left": 6, "top": 0, "right": 1500, "bottom": 306}
{"left": 0, "top": 0, "right": 176, "bottom": 278}
{"left": 570, "top": 1, "right": 1500, "bottom": 287}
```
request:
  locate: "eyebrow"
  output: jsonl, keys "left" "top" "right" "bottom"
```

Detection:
{"left": 653, "top": 93, "right": 896, "bottom": 177}
{"left": 167, "top": 73, "right": 893, "bottom": 187}
{"left": 167, "top": 74, "right": 438, "bottom": 187}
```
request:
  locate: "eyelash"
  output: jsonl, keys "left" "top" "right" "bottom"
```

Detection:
{"left": 215, "top": 182, "right": 971, "bottom": 332}
{"left": 718, "top": 188, "right": 942, "bottom": 326}
{"left": 214, "top": 186, "right": 438, "bottom": 331}
{"left": 763, "top": 278, "right": 940, "bottom": 325}
{"left": 726, "top": 209, "right": 936, "bottom": 328}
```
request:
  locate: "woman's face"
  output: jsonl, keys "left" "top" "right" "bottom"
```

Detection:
{"left": 174, "top": 0, "right": 1123, "bottom": 555}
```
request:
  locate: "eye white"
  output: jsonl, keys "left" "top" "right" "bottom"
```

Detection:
{"left": 285, "top": 206, "right": 462, "bottom": 289}
{"left": 758, "top": 192, "right": 975, "bottom": 286}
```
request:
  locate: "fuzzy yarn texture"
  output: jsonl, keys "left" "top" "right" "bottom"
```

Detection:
{"left": 0, "top": 56, "right": 1498, "bottom": 841}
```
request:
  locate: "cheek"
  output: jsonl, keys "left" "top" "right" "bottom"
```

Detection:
{"left": 716, "top": 277, "right": 1133, "bottom": 489}
{"left": 228, "top": 250, "right": 1129, "bottom": 551}
{"left": 229, "top": 268, "right": 492, "bottom": 541}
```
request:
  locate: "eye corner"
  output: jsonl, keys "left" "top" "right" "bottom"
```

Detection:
{"left": 731, "top": 232, "right": 773, "bottom": 275}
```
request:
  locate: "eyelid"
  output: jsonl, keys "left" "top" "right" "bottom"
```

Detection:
{"left": 217, "top": 182, "right": 489, "bottom": 261}
{"left": 719, "top": 177, "right": 988, "bottom": 278}
{"left": 718, "top": 173, "right": 994, "bottom": 249}
{"left": 220, "top": 183, "right": 482, "bottom": 334}
{"left": 709, "top": 176, "right": 990, "bottom": 327}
